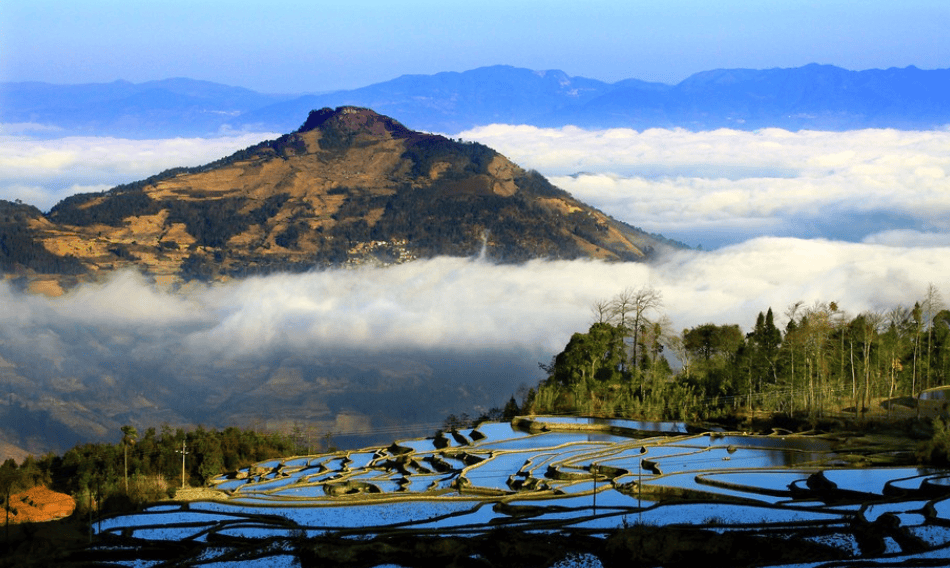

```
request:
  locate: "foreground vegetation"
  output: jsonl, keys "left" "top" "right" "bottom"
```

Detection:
{"left": 0, "top": 426, "right": 297, "bottom": 518}
{"left": 523, "top": 285, "right": 950, "bottom": 426}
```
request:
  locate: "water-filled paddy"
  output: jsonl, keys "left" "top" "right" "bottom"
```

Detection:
{"left": 94, "top": 416, "right": 950, "bottom": 566}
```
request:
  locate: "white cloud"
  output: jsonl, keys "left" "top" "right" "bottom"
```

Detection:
{"left": 862, "top": 230, "right": 950, "bottom": 248}
{"left": 0, "top": 132, "right": 277, "bottom": 210}
{"left": 458, "top": 125, "right": 950, "bottom": 247}
{"left": 4, "top": 239, "right": 947, "bottom": 373}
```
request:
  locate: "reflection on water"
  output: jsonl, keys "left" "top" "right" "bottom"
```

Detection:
{"left": 529, "top": 415, "right": 687, "bottom": 433}
{"left": 94, "top": 416, "right": 950, "bottom": 567}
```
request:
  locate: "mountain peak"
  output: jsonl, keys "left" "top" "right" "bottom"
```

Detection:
{"left": 5, "top": 108, "right": 678, "bottom": 293}
{"left": 297, "top": 106, "right": 411, "bottom": 138}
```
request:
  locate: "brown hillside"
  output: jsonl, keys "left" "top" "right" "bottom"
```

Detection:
{"left": 3, "top": 107, "right": 679, "bottom": 292}
{"left": 2, "top": 486, "right": 75, "bottom": 524}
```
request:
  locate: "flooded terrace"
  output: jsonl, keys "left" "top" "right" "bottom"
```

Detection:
{"left": 92, "top": 416, "right": 950, "bottom": 566}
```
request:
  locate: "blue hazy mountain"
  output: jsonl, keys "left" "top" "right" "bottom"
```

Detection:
{"left": 567, "top": 63, "right": 950, "bottom": 131}
{"left": 232, "top": 66, "right": 623, "bottom": 134}
{"left": 3, "top": 64, "right": 949, "bottom": 137}
{"left": 0, "top": 78, "right": 293, "bottom": 137}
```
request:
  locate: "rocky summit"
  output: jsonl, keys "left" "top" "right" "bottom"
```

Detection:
{"left": 1, "top": 106, "right": 676, "bottom": 294}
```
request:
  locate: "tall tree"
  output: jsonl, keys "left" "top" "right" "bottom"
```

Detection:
{"left": 612, "top": 287, "right": 663, "bottom": 392}
{"left": 748, "top": 308, "right": 782, "bottom": 391}
{"left": 850, "top": 312, "right": 882, "bottom": 415}
{"left": 923, "top": 284, "right": 945, "bottom": 392}
{"left": 120, "top": 425, "right": 138, "bottom": 493}
{"left": 799, "top": 302, "right": 834, "bottom": 417}
{"left": 683, "top": 323, "right": 744, "bottom": 398}
{"left": 911, "top": 302, "right": 924, "bottom": 396}
{"left": 783, "top": 301, "right": 804, "bottom": 413}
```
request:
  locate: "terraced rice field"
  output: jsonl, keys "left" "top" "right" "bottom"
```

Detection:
{"left": 92, "top": 417, "right": 950, "bottom": 566}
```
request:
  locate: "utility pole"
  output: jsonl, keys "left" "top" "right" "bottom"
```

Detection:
{"left": 638, "top": 446, "right": 647, "bottom": 510}
{"left": 592, "top": 463, "right": 597, "bottom": 515}
{"left": 96, "top": 477, "right": 102, "bottom": 534}
{"left": 177, "top": 441, "right": 189, "bottom": 489}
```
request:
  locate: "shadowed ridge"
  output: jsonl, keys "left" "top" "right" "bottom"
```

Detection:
{"left": 297, "top": 106, "right": 417, "bottom": 141}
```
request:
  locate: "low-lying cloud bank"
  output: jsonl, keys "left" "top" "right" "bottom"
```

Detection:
{"left": 2, "top": 237, "right": 949, "bottom": 454}
{"left": 4, "top": 238, "right": 948, "bottom": 385}
{"left": 458, "top": 125, "right": 950, "bottom": 248}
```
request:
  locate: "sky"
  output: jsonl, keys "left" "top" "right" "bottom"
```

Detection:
{"left": 2, "top": 1, "right": 949, "bottom": 92}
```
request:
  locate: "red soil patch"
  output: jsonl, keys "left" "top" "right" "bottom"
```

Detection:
{"left": 2, "top": 486, "right": 75, "bottom": 524}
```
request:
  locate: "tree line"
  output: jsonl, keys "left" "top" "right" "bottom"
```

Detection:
{"left": 0, "top": 425, "right": 299, "bottom": 517}
{"left": 526, "top": 284, "right": 950, "bottom": 423}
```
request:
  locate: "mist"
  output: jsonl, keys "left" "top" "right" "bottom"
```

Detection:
{"left": 1, "top": 125, "right": 949, "bottom": 455}
{"left": 2, "top": 240, "right": 949, "bottom": 454}
{"left": 4, "top": 245, "right": 949, "bottom": 363}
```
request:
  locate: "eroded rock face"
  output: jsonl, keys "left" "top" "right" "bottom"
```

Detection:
{"left": 3, "top": 107, "right": 677, "bottom": 293}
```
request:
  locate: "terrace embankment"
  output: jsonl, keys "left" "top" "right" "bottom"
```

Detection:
{"left": 511, "top": 416, "right": 685, "bottom": 438}
{"left": 515, "top": 410, "right": 931, "bottom": 467}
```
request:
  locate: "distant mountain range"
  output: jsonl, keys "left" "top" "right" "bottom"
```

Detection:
{"left": 3, "top": 64, "right": 949, "bottom": 137}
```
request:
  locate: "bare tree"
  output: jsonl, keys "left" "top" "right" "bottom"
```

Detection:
{"left": 923, "top": 284, "right": 944, "bottom": 392}
{"left": 667, "top": 331, "right": 691, "bottom": 380}
{"left": 609, "top": 287, "right": 663, "bottom": 395}
{"left": 612, "top": 287, "right": 662, "bottom": 369}
{"left": 609, "top": 289, "right": 635, "bottom": 330}
{"left": 590, "top": 298, "right": 613, "bottom": 324}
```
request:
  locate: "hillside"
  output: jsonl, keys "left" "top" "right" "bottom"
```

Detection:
{"left": 1, "top": 106, "right": 673, "bottom": 294}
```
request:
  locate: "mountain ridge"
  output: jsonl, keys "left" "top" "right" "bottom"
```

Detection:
{"left": 4, "top": 64, "right": 948, "bottom": 137}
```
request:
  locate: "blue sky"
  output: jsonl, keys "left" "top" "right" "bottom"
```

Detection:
{"left": 3, "top": 0, "right": 948, "bottom": 92}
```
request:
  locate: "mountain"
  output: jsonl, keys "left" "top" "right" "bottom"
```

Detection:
{"left": 1, "top": 106, "right": 676, "bottom": 294}
{"left": 232, "top": 64, "right": 950, "bottom": 132}
{"left": 4, "top": 65, "right": 949, "bottom": 137}
{"left": 563, "top": 63, "right": 950, "bottom": 130}
{"left": 232, "top": 66, "right": 622, "bottom": 134}
{"left": 0, "top": 78, "right": 293, "bottom": 138}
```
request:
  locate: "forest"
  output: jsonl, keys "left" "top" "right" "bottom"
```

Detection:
{"left": 0, "top": 426, "right": 299, "bottom": 517}
{"left": 525, "top": 285, "right": 950, "bottom": 430}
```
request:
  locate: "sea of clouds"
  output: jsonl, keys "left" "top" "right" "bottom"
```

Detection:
{"left": 2, "top": 125, "right": 950, "bottom": 445}
{"left": 458, "top": 125, "right": 950, "bottom": 249}
{"left": 2, "top": 124, "right": 950, "bottom": 349}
